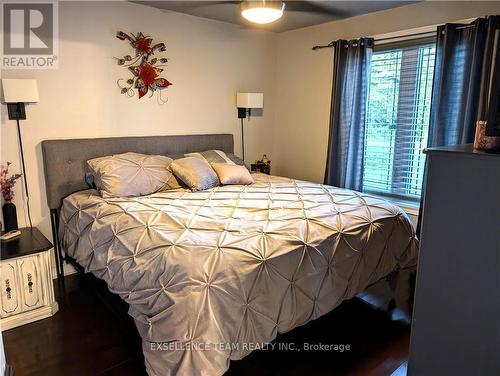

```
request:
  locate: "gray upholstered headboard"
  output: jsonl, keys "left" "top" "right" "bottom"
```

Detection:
{"left": 41, "top": 134, "right": 234, "bottom": 209}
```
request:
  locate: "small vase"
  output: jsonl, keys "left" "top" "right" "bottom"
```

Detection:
{"left": 2, "top": 202, "right": 19, "bottom": 232}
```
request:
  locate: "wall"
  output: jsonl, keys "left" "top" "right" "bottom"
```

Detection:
{"left": 272, "top": 1, "right": 500, "bottom": 184}
{"left": 1, "top": 1, "right": 277, "bottom": 239}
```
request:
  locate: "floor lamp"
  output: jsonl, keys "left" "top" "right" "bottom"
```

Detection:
{"left": 2, "top": 79, "right": 40, "bottom": 229}
{"left": 236, "top": 92, "right": 264, "bottom": 162}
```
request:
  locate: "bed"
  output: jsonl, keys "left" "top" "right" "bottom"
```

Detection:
{"left": 42, "top": 134, "right": 418, "bottom": 376}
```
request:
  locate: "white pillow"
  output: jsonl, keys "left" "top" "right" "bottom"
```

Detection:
{"left": 211, "top": 163, "right": 254, "bottom": 185}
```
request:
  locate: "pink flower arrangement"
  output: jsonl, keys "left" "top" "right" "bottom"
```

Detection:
{"left": 1, "top": 162, "right": 22, "bottom": 203}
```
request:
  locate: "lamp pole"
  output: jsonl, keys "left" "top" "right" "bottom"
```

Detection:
{"left": 7, "top": 102, "right": 33, "bottom": 229}
{"left": 241, "top": 117, "right": 245, "bottom": 162}
{"left": 16, "top": 118, "right": 29, "bottom": 200}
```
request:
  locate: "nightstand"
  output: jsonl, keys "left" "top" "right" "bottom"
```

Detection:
{"left": 251, "top": 163, "right": 271, "bottom": 175}
{"left": 0, "top": 227, "right": 58, "bottom": 330}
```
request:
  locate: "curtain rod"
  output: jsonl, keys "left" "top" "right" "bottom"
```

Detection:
{"left": 311, "top": 31, "right": 436, "bottom": 51}
{"left": 311, "top": 23, "right": 479, "bottom": 51}
{"left": 312, "top": 41, "right": 334, "bottom": 50}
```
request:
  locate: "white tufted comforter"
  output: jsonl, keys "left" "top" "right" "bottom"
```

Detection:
{"left": 59, "top": 173, "right": 418, "bottom": 375}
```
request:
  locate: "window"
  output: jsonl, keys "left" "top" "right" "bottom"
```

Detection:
{"left": 362, "top": 39, "right": 436, "bottom": 202}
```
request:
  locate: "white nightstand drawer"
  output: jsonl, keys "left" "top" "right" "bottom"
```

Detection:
{"left": 17, "top": 256, "right": 44, "bottom": 311}
{"left": 0, "top": 261, "right": 22, "bottom": 317}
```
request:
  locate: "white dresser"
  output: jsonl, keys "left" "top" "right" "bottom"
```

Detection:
{"left": 0, "top": 228, "right": 58, "bottom": 331}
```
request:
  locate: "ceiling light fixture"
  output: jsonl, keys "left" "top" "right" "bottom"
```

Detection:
{"left": 241, "top": 1, "right": 285, "bottom": 24}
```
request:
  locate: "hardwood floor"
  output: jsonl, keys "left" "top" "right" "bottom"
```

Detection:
{"left": 2, "top": 271, "right": 414, "bottom": 375}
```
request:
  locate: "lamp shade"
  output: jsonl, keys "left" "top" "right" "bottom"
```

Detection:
{"left": 237, "top": 92, "right": 263, "bottom": 109}
{"left": 2, "top": 79, "right": 39, "bottom": 103}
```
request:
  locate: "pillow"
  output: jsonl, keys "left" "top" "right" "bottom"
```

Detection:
{"left": 167, "top": 154, "right": 186, "bottom": 161}
{"left": 160, "top": 169, "right": 187, "bottom": 191}
{"left": 162, "top": 154, "right": 204, "bottom": 191}
{"left": 211, "top": 163, "right": 254, "bottom": 185}
{"left": 226, "top": 153, "right": 246, "bottom": 167}
{"left": 170, "top": 157, "right": 219, "bottom": 191}
{"left": 184, "top": 150, "right": 235, "bottom": 165}
{"left": 87, "top": 152, "right": 174, "bottom": 198}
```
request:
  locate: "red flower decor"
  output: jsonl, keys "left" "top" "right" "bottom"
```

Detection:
{"left": 1, "top": 162, "right": 22, "bottom": 203}
{"left": 138, "top": 63, "right": 157, "bottom": 85}
{"left": 116, "top": 31, "right": 172, "bottom": 103}
{"left": 129, "top": 63, "right": 172, "bottom": 98}
{"left": 136, "top": 36, "right": 152, "bottom": 55}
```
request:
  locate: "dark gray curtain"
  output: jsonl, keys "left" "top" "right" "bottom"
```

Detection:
{"left": 324, "top": 38, "right": 374, "bottom": 190}
{"left": 428, "top": 17, "right": 499, "bottom": 146}
{"left": 416, "top": 16, "right": 499, "bottom": 236}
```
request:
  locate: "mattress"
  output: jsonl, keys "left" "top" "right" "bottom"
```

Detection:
{"left": 59, "top": 173, "right": 418, "bottom": 376}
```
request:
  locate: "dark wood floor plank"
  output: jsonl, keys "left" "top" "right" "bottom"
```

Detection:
{"left": 3, "top": 271, "right": 414, "bottom": 375}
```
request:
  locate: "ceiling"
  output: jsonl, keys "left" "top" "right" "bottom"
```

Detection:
{"left": 134, "top": 1, "right": 418, "bottom": 32}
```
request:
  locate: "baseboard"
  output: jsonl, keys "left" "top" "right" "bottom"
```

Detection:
{"left": 51, "top": 261, "right": 77, "bottom": 279}
{"left": 1, "top": 302, "right": 59, "bottom": 331}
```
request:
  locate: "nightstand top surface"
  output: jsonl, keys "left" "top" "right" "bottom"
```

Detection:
{"left": 1, "top": 227, "right": 53, "bottom": 261}
{"left": 250, "top": 163, "right": 271, "bottom": 175}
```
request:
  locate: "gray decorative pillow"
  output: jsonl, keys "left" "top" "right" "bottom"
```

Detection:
{"left": 163, "top": 155, "right": 196, "bottom": 190}
{"left": 167, "top": 154, "right": 186, "bottom": 161}
{"left": 161, "top": 167, "right": 187, "bottom": 191}
{"left": 87, "top": 152, "right": 173, "bottom": 198}
{"left": 170, "top": 157, "right": 219, "bottom": 191}
{"left": 184, "top": 150, "right": 235, "bottom": 165}
{"left": 226, "top": 153, "right": 246, "bottom": 166}
{"left": 211, "top": 163, "right": 254, "bottom": 185}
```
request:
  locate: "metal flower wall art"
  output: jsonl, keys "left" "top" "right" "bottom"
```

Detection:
{"left": 115, "top": 31, "right": 172, "bottom": 104}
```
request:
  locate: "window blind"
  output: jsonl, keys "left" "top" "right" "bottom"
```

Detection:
{"left": 362, "top": 40, "right": 436, "bottom": 201}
